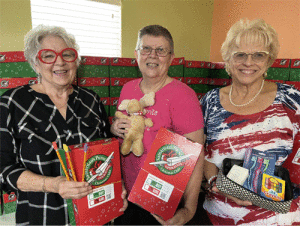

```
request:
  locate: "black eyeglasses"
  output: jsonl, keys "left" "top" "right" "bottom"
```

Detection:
{"left": 138, "top": 46, "right": 172, "bottom": 57}
{"left": 38, "top": 48, "right": 78, "bottom": 64}
{"left": 232, "top": 51, "right": 269, "bottom": 63}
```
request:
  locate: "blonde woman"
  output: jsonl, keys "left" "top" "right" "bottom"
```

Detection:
{"left": 201, "top": 18, "right": 300, "bottom": 225}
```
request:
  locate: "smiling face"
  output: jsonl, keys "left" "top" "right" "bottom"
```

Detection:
{"left": 227, "top": 40, "right": 270, "bottom": 86}
{"left": 34, "top": 35, "right": 78, "bottom": 88}
{"left": 135, "top": 35, "right": 174, "bottom": 80}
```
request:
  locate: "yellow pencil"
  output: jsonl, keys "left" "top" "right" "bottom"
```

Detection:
{"left": 63, "top": 144, "right": 77, "bottom": 182}
{"left": 82, "top": 143, "right": 88, "bottom": 182}
{"left": 52, "top": 142, "right": 70, "bottom": 181}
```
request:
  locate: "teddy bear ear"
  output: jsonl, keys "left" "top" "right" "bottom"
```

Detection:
{"left": 118, "top": 99, "right": 131, "bottom": 110}
{"left": 140, "top": 92, "right": 155, "bottom": 107}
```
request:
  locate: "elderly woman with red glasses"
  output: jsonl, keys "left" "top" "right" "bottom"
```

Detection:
{"left": 0, "top": 25, "right": 127, "bottom": 225}
{"left": 201, "top": 18, "right": 300, "bottom": 225}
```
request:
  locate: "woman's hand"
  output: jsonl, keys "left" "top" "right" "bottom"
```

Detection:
{"left": 110, "top": 118, "right": 131, "bottom": 139}
{"left": 152, "top": 207, "right": 194, "bottom": 226}
{"left": 204, "top": 160, "right": 251, "bottom": 207}
{"left": 119, "top": 181, "right": 128, "bottom": 212}
{"left": 53, "top": 176, "right": 93, "bottom": 199}
{"left": 211, "top": 185, "right": 252, "bottom": 206}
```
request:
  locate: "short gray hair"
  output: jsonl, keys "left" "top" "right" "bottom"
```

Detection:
{"left": 221, "top": 18, "right": 280, "bottom": 71}
{"left": 135, "top": 25, "right": 174, "bottom": 53}
{"left": 24, "top": 24, "right": 80, "bottom": 70}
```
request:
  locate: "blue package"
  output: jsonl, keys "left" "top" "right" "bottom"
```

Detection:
{"left": 243, "top": 149, "right": 276, "bottom": 193}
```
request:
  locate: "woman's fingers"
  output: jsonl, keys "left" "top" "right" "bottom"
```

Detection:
{"left": 111, "top": 118, "right": 131, "bottom": 138}
{"left": 211, "top": 185, "right": 252, "bottom": 206}
{"left": 56, "top": 178, "right": 93, "bottom": 199}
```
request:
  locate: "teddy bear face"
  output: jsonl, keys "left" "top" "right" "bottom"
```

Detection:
{"left": 127, "top": 99, "right": 143, "bottom": 114}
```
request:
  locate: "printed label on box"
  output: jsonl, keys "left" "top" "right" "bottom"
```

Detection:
{"left": 142, "top": 173, "right": 174, "bottom": 202}
{"left": 150, "top": 144, "right": 192, "bottom": 175}
{"left": 88, "top": 184, "right": 115, "bottom": 208}
{"left": 261, "top": 174, "right": 285, "bottom": 201}
{"left": 85, "top": 152, "right": 114, "bottom": 186}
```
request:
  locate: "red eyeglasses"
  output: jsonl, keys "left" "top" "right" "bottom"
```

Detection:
{"left": 37, "top": 48, "right": 78, "bottom": 64}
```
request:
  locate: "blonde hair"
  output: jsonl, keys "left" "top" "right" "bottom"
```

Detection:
{"left": 24, "top": 24, "right": 80, "bottom": 71}
{"left": 221, "top": 18, "right": 280, "bottom": 72}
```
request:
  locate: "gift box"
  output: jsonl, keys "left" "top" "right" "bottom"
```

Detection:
{"left": 78, "top": 56, "right": 110, "bottom": 78}
{"left": 267, "top": 59, "right": 290, "bottom": 81}
{"left": 209, "top": 62, "right": 229, "bottom": 79}
{"left": 0, "top": 51, "right": 36, "bottom": 78}
{"left": 61, "top": 138, "right": 124, "bottom": 225}
{"left": 109, "top": 57, "right": 140, "bottom": 78}
{"left": 128, "top": 128, "right": 203, "bottom": 220}
{"left": 287, "top": 59, "right": 300, "bottom": 81}
{"left": 168, "top": 57, "right": 185, "bottom": 78}
{"left": 0, "top": 192, "right": 17, "bottom": 216}
{"left": 184, "top": 60, "right": 210, "bottom": 78}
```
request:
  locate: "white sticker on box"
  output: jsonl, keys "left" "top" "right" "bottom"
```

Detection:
{"left": 87, "top": 183, "right": 115, "bottom": 208}
{"left": 142, "top": 173, "right": 174, "bottom": 202}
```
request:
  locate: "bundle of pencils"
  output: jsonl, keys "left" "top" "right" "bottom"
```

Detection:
{"left": 52, "top": 142, "right": 90, "bottom": 182}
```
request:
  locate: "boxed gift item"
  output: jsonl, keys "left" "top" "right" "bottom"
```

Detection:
{"left": 242, "top": 149, "right": 276, "bottom": 193}
{"left": 57, "top": 138, "right": 123, "bottom": 225}
{"left": 128, "top": 128, "right": 203, "bottom": 221}
{"left": 261, "top": 174, "right": 285, "bottom": 201}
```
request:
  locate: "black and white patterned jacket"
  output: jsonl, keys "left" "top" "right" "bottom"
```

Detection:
{"left": 0, "top": 84, "right": 111, "bottom": 225}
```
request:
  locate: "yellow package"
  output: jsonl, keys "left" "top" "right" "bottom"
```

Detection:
{"left": 261, "top": 173, "right": 285, "bottom": 201}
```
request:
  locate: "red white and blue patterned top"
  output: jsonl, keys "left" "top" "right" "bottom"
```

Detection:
{"left": 201, "top": 83, "right": 300, "bottom": 225}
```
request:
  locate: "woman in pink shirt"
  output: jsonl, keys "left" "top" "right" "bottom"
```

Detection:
{"left": 111, "top": 25, "right": 205, "bottom": 225}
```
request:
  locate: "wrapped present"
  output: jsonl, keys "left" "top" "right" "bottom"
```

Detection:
{"left": 128, "top": 128, "right": 203, "bottom": 220}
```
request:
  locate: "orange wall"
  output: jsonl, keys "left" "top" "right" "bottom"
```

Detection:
{"left": 210, "top": 0, "right": 300, "bottom": 62}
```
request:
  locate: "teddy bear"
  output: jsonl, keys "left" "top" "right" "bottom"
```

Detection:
{"left": 115, "top": 92, "right": 155, "bottom": 156}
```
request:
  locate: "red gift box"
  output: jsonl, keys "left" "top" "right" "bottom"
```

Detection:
{"left": 128, "top": 128, "right": 203, "bottom": 220}
{"left": 66, "top": 138, "right": 123, "bottom": 225}
{"left": 283, "top": 134, "right": 300, "bottom": 185}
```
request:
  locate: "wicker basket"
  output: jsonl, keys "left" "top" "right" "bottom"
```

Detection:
{"left": 216, "top": 159, "right": 293, "bottom": 214}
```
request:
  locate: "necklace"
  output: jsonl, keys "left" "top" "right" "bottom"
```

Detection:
{"left": 229, "top": 79, "right": 265, "bottom": 107}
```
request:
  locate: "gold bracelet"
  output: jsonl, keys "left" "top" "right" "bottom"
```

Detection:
{"left": 42, "top": 177, "right": 47, "bottom": 193}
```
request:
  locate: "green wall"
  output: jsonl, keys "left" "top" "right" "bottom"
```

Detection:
{"left": 121, "top": 0, "right": 214, "bottom": 61}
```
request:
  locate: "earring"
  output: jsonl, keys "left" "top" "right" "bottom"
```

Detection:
{"left": 74, "top": 76, "right": 77, "bottom": 85}
{"left": 263, "top": 72, "right": 267, "bottom": 78}
{"left": 36, "top": 73, "right": 42, "bottom": 84}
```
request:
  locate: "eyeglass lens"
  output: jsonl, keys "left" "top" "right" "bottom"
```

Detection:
{"left": 39, "top": 49, "right": 77, "bottom": 64}
{"left": 140, "top": 46, "right": 170, "bottom": 57}
{"left": 233, "top": 52, "right": 269, "bottom": 63}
